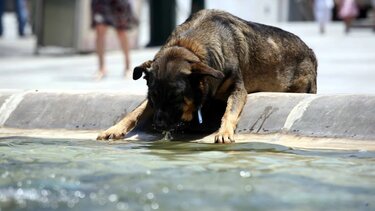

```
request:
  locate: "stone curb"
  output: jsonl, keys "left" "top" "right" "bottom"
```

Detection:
{"left": 0, "top": 90, "right": 374, "bottom": 140}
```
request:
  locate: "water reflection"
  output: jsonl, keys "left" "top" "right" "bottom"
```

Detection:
{"left": 0, "top": 137, "right": 374, "bottom": 210}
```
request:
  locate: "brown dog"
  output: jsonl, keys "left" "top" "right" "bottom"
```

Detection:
{"left": 97, "top": 9, "right": 317, "bottom": 143}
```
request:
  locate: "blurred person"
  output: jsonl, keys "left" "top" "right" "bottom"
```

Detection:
{"left": 0, "top": 0, "right": 3, "bottom": 37}
{"left": 91, "top": 0, "right": 138, "bottom": 80}
{"left": 313, "top": 0, "right": 334, "bottom": 34}
{"left": 337, "top": 0, "right": 359, "bottom": 33}
{"left": 0, "top": 0, "right": 29, "bottom": 37}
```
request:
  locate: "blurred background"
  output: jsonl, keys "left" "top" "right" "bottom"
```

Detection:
{"left": 0, "top": 0, "right": 374, "bottom": 93}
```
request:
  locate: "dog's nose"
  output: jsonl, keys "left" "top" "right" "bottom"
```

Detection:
{"left": 154, "top": 111, "right": 168, "bottom": 130}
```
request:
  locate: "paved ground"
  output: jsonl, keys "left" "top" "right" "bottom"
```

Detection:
{"left": 1, "top": 14, "right": 375, "bottom": 146}
{"left": 0, "top": 13, "right": 375, "bottom": 95}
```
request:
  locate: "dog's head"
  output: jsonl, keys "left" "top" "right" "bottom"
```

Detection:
{"left": 133, "top": 47, "right": 224, "bottom": 132}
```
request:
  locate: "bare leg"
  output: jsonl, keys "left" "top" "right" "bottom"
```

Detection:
{"left": 95, "top": 24, "right": 108, "bottom": 80}
{"left": 116, "top": 29, "right": 131, "bottom": 77}
{"left": 343, "top": 17, "right": 353, "bottom": 34}
{"left": 319, "top": 22, "right": 325, "bottom": 34}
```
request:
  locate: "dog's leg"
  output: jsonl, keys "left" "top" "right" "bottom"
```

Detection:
{"left": 215, "top": 82, "right": 247, "bottom": 144}
{"left": 97, "top": 100, "right": 152, "bottom": 140}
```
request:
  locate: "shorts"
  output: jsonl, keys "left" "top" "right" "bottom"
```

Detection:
{"left": 91, "top": 0, "right": 137, "bottom": 30}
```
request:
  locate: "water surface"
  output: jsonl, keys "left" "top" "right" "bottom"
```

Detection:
{"left": 0, "top": 137, "right": 374, "bottom": 210}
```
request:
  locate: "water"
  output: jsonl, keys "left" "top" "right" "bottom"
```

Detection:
{"left": 0, "top": 137, "right": 374, "bottom": 211}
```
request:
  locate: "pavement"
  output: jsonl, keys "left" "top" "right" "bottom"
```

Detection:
{"left": 0, "top": 16, "right": 375, "bottom": 94}
{"left": 1, "top": 13, "right": 375, "bottom": 147}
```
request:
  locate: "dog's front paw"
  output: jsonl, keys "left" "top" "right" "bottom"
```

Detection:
{"left": 97, "top": 126, "right": 126, "bottom": 140}
{"left": 214, "top": 128, "right": 235, "bottom": 144}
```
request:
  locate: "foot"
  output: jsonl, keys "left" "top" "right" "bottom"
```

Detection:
{"left": 214, "top": 127, "right": 235, "bottom": 144}
{"left": 97, "top": 125, "right": 126, "bottom": 140}
{"left": 95, "top": 71, "right": 106, "bottom": 81}
{"left": 124, "top": 68, "right": 132, "bottom": 79}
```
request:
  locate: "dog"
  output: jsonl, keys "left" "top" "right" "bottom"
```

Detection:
{"left": 97, "top": 9, "right": 317, "bottom": 143}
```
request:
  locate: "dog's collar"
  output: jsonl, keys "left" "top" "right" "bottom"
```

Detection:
{"left": 197, "top": 105, "right": 203, "bottom": 124}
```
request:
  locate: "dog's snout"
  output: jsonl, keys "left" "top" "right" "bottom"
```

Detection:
{"left": 154, "top": 110, "right": 168, "bottom": 130}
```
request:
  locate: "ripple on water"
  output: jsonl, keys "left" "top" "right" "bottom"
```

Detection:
{"left": 0, "top": 137, "right": 374, "bottom": 210}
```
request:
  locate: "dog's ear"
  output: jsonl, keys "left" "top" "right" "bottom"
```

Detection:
{"left": 190, "top": 62, "right": 225, "bottom": 79}
{"left": 133, "top": 60, "right": 153, "bottom": 80}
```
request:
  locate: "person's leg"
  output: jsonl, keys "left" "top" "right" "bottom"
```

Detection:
{"left": 95, "top": 24, "right": 108, "bottom": 80}
{"left": 116, "top": 29, "right": 131, "bottom": 77}
{"left": 15, "top": 0, "right": 28, "bottom": 36}
{"left": 344, "top": 17, "right": 352, "bottom": 33}
{"left": 320, "top": 22, "right": 325, "bottom": 34}
{"left": 111, "top": 0, "right": 132, "bottom": 77}
{"left": 0, "top": 0, "right": 4, "bottom": 37}
{"left": 319, "top": 7, "right": 331, "bottom": 34}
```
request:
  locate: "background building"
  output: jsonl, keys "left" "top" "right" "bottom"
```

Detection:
{"left": 2, "top": 0, "right": 373, "bottom": 53}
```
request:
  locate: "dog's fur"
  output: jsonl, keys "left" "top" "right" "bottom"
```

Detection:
{"left": 97, "top": 9, "right": 317, "bottom": 143}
